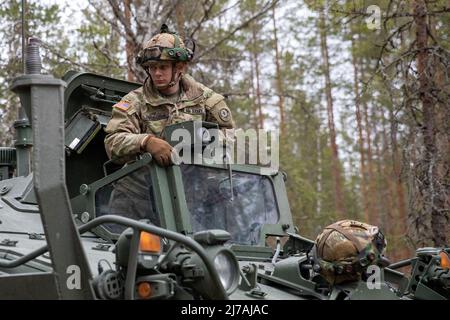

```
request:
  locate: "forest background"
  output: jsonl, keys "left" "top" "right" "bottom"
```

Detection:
{"left": 1, "top": 0, "right": 449, "bottom": 260}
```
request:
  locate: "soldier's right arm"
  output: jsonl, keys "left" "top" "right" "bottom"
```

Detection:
{"left": 104, "top": 100, "right": 149, "bottom": 164}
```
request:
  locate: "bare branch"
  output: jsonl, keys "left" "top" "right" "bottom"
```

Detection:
{"left": 40, "top": 40, "right": 98, "bottom": 73}
{"left": 194, "top": 0, "right": 279, "bottom": 62}
{"left": 189, "top": 0, "right": 217, "bottom": 39}
{"left": 88, "top": 0, "right": 128, "bottom": 39}
{"left": 210, "top": 0, "right": 242, "bottom": 20}
{"left": 107, "top": 0, "right": 138, "bottom": 44}
{"left": 186, "top": 0, "right": 201, "bottom": 27}
{"left": 92, "top": 41, "right": 123, "bottom": 69}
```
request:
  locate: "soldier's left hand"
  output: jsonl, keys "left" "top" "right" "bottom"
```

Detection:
{"left": 145, "top": 136, "right": 174, "bottom": 167}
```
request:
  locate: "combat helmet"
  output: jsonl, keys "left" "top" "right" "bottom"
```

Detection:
{"left": 311, "top": 219, "right": 387, "bottom": 285}
{"left": 136, "top": 24, "right": 194, "bottom": 67}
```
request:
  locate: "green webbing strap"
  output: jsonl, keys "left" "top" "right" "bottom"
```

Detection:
{"left": 160, "top": 23, "right": 181, "bottom": 48}
{"left": 173, "top": 34, "right": 180, "bottom": 48}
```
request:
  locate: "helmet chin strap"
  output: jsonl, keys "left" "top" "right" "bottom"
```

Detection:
{"left": 168, "top": 61, "right": 183, "bottom": 88}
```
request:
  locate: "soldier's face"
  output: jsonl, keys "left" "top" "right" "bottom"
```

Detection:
{"left": 148, "top": 62, "right": 173, "bottom": 88}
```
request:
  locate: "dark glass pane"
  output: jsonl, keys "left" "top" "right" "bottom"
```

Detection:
{"left": 95, "top": 164, "right": 160, "bottom": 234}
{"left": 181, "top": 165, "right": 279, "bottom": 245}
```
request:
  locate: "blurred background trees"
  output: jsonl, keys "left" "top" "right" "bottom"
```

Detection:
{"left": 0, "top": 0, "right": 448, "bottom": 258}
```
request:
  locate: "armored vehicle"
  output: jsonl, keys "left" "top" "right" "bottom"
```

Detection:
{"left": 0, "top": 40, "right": 449, "bottom": 300}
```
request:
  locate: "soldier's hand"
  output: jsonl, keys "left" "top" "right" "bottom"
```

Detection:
{"left": 145, "top": 136, "right": 173, "bottom": 167}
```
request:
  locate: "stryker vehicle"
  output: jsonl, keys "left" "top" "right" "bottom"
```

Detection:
{"left": 0, "top": 39, "right": 449, "bottom": 300}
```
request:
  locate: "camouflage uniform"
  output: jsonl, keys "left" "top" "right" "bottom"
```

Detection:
{"left": 104, "top": 74, "right": 235, "bottom": 164}
{"left": 104, "top": 24, "right": 234, "bottom": 225}
{"left": 108, "top": 166, "right": 161, "bottom": 233}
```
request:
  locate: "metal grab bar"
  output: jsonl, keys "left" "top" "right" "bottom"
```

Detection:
{"left": 0, "top": 214, "right": 228, "bottom": 300}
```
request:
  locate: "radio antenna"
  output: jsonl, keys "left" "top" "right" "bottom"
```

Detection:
{"left": 21, "top": 0, "right": 27, "bottom": 73}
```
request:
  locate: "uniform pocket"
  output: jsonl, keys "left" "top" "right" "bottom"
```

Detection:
{"left": 145, "top": 119, "right": 167, "bottom": 135}
{"left": 177, "top": 113, "right": 204, "bottom": 122}
{"left": 142, "top": 110, "right": 169, "bottom": 135}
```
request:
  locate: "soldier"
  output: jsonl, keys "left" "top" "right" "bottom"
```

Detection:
{"left": 103, "top": 24, "right": 234, "bottom": 228}
{"left": 104, "top": 24, "right": 235, "bottom": 167}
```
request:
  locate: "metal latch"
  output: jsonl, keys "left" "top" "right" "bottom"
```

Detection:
{"left": 81, "top": 84, "right": 123, "bottom": 104}
{"left": 92, "top": 243, "right": 112, "bottom": 251}
{"left": 246, "top": 288, "right": 268, "bottom": 298}
{"left": 0, "top": 239, "right": 18, "bottom": 247}
{"left": 29, "top": 233, "right": 45, "bottom": 240}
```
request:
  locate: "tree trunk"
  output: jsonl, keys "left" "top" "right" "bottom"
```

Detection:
{"left": 351, "top": 35, "right": 370, "bottom": 223}
{"left": 249, "top": 53, "right": 259, "bottom": 130}
{"left": 360, "top": 61, "right": 376, "bottom": 225}
{"left": 271, "top": 5, "right": 285, "bottom": 137}
{"left": 410, "top": 0, "right": 449, "bottom": 247}
{"left": 383, "top": 69, "right": 409, "bottom": 259}
{"left": 387, "top": 94, "right": 409, "bottom": 259}
{"left": 429, "top": 13, "right": 450, "bottom": 245}
{"left": 124, "top": 0, "right": 135, "bottom": 82}
{"left": 380, "top": 108, "right": 395, "bottom": 237}
{"left": 175, "top": 0, "right": 185, "bottom": 39}
{"left": 316, "top": 119, "right": 322, "bottom": 216}
{"left": 251, "top": 23, "right": 264, "bottom": 129}
{"left": 318, "top": 6, "right": 344, "bottom": 218}
{"left": 372, "top": 127, "right": 383, "bottom": 227}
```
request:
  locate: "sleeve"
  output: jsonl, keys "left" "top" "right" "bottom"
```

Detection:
{"left": 204, "top": 93, "right": 235, "bottom": 129}
{"left": 104, "top": 99, "right": 149, "bottom": 164}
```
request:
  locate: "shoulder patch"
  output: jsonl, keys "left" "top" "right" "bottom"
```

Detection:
{"left": 204, "top": 93, "right": 225, "bottom": 110}
{"left": 219, "top": 108, "right": 231, "bottom": 121}
{"left": 114, "top": 100, "right": 131, "bottom": 112}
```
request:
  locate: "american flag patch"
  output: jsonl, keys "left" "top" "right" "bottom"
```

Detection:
{"left": 114, "top": 101, "right": 130, "bottom": 111}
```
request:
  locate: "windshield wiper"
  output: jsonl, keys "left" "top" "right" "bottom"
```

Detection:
{"left": 224, "top": 152, "right": 234, "bottom": 201}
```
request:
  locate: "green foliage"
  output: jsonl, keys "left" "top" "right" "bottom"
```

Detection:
{"left": 0, "top": 0, "right": 447, "bottom": 252}
{"left": 0, "top": 0, "right": 66, "bottom": 145}
{"left": 75, "top": 5, "right": 123, "bottom": 78}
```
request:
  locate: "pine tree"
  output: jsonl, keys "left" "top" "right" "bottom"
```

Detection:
{"left": 0, "top": 0, "right": 67, "bottom": 145}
